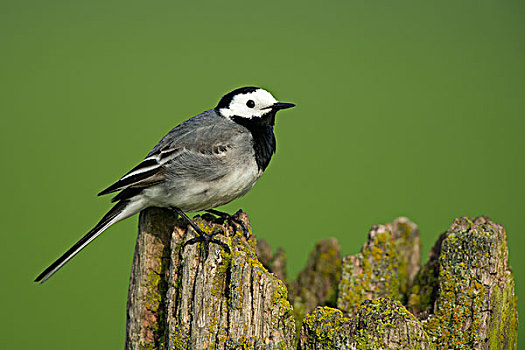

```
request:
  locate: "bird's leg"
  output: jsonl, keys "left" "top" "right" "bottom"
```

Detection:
{"left": 172, "top": 207, "right": 231, "bottom": 260}
{"left": 205, "top": 209, "right": 251, "bottom": 239}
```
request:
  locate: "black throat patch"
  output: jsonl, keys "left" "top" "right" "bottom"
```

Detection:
{"left": 230, "top": 113, "right": 276, "bottom": 172}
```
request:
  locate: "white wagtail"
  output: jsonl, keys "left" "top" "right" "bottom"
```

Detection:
{"left": 35, "top": 87, "right": 295, "bottom": 283}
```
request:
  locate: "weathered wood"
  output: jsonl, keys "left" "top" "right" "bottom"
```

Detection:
{"left": 256, "top": 238, "right": 289, "bottom": 285}
{"left": 336, "top": 218, "right": 421, "bottom": 316}
{"left": 337, "top": 224, "right": 400, "bottom": 316}
{"left": 126, "top": 209, "right": 295, "bottom": 349}
{"left": 298, "top": 299, "right": 434, "bottom": 350}
{"left": 288, "top": 238, "right": 342, "bottom": 336}
{"left": 387, "top": 217, "right": 421, "bottom": 298}
{"left": 408, "top": 216, "right": 519, "bottom": 349}
{"left": 126, "top": 213, "right": 517, "bottom": 349}
{"left": 126, "top": 208, "right": 178, "bottom": 350}
{"left": 299, "top": 216, "right": 517, "bottom": 350}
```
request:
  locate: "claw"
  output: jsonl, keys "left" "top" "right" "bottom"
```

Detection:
{"left": 173, "top": 207, "right": 231, "bottom": 261}
{"left": 181, "top": 228, "right": 230, "bottom": 261}
{"left": 205, "top": 209, "right": 251, "bottom": 239}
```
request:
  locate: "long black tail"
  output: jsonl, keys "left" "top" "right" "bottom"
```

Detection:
{"left": 35, "top": 200, "right": 133, "bottom": 284}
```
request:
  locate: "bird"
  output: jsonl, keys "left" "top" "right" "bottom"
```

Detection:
{"left": 34, "top": 86, "right": 295, "bottom": 284}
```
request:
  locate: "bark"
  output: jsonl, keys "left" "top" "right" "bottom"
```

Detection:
{"left": 126, "top": 208, "right": 295, "bottom": 350}
{"left": 300, "top": 216, "right": 517, "bottom": 350}
{"left": 288, "top": 239, "right": 342, "bottom": 336}
{"left": 298, "top": 299, "right": 434, "bottom": 350}
{"left": 387, "top": 217, "right": 421, "bottom": 299}
{"left": 126, "top": 208, "right": 177, "bottom": 350}
{"left": 407, "top": 216, "right": 519, "bottom": 349}
{"left": 256, "top": 238, "right": 288, "bottom": 285}
{"left": 126, "top": 212, "right": 517, "bottom": 350}
{"left": 336, "top": 217, "right": 421, "bottom": 316}
{"left": 336, "top": 224, "right": 400, "bottom": 317}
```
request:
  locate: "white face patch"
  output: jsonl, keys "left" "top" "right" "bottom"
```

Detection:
{"left": 220, "top": 89, "right": 278, "bottom": 119}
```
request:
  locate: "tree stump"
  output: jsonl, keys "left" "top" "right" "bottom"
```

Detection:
{"left": 407, "top": 216, "right": 519, "bottom": 349}
{"left": 298, "top": 300, "right": 434, "bottom": 349}
{"left": 125, "top": 208, "right": 295, "bottom": 349}
{"left": 125, "top": 211, "right": 518, "bottom": 349}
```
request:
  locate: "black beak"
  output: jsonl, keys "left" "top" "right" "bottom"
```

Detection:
{"left": 272, "top": 102, "right": 296, "bottom": 111}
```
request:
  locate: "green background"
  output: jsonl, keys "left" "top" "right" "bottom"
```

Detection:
{"left": 1, "top": 0, "right": 523, "bottom": 348}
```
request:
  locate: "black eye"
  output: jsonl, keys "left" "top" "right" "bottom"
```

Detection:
{"left": 246, "top": 100, "right": 255, "bottom": 108}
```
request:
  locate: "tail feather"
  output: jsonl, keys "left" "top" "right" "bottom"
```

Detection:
{"left": 35, "top": 200, "right": 141, "bottom": 284}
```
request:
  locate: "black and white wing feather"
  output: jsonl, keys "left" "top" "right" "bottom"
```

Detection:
{"left": 97, "top": 147, "right": 181, "bottom": 197}
{"left": 98, "top": 110, "right": 248, "bottom": 201}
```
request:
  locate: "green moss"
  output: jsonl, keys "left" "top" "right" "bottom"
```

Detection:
{"left": 302, "top": 306, "right": 349, "bottom": 345}
{"left": 421, "top": 217, "right": 518, "bottom": 350}
{"left": 292, "top": 296, "right": 307, "bottom": 339}
{"left": 138, "top": 343, "right": 156, "bottom": 350}
{"left": 352, "top": 298, "right": 433, "bottom": 350}
{"left": 407, "top": 259, "right": 439, "bottom": 316}
{"left": 424, "top": 269, "right": 487, "bottom": 348}
{"left": 302, "top": 300, "right": 433, "bottom": 349}
{"left": 273, "top": 279, "right": 292, "bottom": 316}
{"left": 210, "top": 278, "right": 223, "bottom": 297}
{"left": 218, "top": 248, "right": 232, "bottom": 275}
{"left": 488, "top": 285, "right": 518, "bottom": 349}
{"left": 337, "top": 229, "right": 399, "bottom": 314}
{"left": 316, "top": 244, "right": 342, "bottom": 307}
{"left": 142, "top": 246, "right": 171, "bottom": 348}
{"left": 197, "top": 220, "right": 216, "bottom": 235}
{"left": 392, "top": 220, "right": 417, "bottom": 298}
{"left": 223, "top": 336, "right": 290, "bottom": 349}
{"left": 169, "top": 328, "right": 187, "bottom": 350}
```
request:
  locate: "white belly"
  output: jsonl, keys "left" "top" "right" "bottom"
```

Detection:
{"left": 142, "top": 164, "right": 261, "bottom": 212}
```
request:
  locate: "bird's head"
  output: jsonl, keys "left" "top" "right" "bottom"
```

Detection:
{"left": 216, "top": 87, "right": 295, "bottom": 121}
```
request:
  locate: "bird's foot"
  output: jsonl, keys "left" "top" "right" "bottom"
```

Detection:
{"left": 182, "top": 227, "right": 230, "bottom": 261}
{"left": 206, "top": 209, "right": 251, "bottom": 239}
{"left": 171, "top": 207, "right": 231, "bottom": 261}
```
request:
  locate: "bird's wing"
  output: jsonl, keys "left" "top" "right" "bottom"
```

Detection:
{"left": 98, "top": 111, "right": 247, "bottom": 200}
{"left": 97, "top": 146, "right": 181, "bottom": 196}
